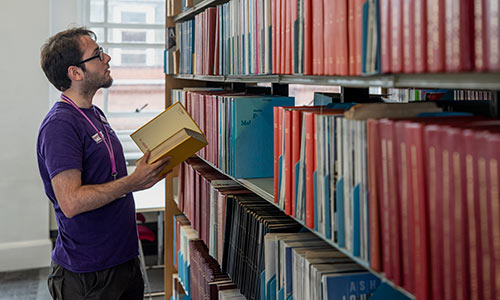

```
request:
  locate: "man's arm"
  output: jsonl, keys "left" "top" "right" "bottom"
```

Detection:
{"left": 52, "top": 151, "right": 170, "bottom": 218}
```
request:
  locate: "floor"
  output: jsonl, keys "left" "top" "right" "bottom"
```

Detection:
{"left": 0, "top": 255, "right": 165, "bottom": 300}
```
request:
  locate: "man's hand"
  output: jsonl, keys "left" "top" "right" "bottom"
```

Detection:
{"left": 128, "top": 151, "right": 171, "bottom": 192}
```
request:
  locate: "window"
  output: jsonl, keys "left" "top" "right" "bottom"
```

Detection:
{"left": 84, "top": 0, "right": 165, "bottom": 128}
{"left": 84, "top": 0, "right": 165, "bottom": 161}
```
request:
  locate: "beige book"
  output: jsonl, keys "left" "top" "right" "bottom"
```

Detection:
{"left": 130, "top": 102, "right": 208, "bottom": 175}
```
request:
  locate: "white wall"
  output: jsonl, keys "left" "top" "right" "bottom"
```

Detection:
{"left": 0, "top": 0, "right": 80, "bottom": 272}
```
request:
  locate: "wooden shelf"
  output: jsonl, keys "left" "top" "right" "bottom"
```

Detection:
{"left": 172, "top": 72, "right": 500, "bottom": 90}
{"left": 194, "top": 155, "right": 415, "bottom": 300}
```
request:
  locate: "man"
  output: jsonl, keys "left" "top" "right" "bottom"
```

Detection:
{"left": 38, "top": 27, "right": 170, "bottom": 299}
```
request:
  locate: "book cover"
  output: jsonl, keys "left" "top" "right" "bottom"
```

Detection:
{"left": 130, "top": 102, "right": 208, "bottom": 176}
{"left": 322, "top": 272, "right": 381, "bottom": 300}
{"left": 232, "top": 96, "right": 294, "bottom": 179}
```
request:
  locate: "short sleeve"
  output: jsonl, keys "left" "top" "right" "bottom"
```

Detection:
{"left": 39, "top": 119, "right": 84, "bottom": 179}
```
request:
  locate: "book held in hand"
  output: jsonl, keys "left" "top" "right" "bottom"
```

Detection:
{"left": 130, "top": 101, "right": 208, "bottom": 175}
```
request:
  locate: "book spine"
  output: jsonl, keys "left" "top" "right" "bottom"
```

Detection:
{"left": 303, "top": 0, "right": 313, "bottom": 74}
{"left": 402, "top": 0, "right": 415, "bottom": 73}
{"left": 485, "top": 0, "right": 500, "bottom": 71}
{"left": 426, "top": 0, "right": 446, "bottom": 72}
{"left": 305, "top": 112, "right": 315, "bottom": 228}
{"left": 379, "top": 0, "right": 391, "bottom": 73}
{"left": 390, "top": 0, "right": 403, "bottom": 73}
{"left": 367, "top": 119, "right": 382, "bottom": 272}
{"left": 414, "top": 0, "right": 427, "bottom": 73}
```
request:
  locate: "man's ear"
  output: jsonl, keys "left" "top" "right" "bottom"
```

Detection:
{"left": 67, "top": 65, "right": 84, "bottom": 81}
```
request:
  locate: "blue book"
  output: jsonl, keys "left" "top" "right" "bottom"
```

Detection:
{"left": 313, "top": 92, "right": 341, "bottom": 106}
{"left": 261, "top": 271, "right": 266, "bottom": 300}
{"left": 267, "top": 276, "right": 277, "bottom": 300}
{"left": 277, "top": 288, "right": 284, "bottom": 300}
{"left": 361, "top": 0, "right": 369, "bottom": 74}
{"left": 369, "top": 282, "right": 412, "bottom": 300}
{"left": 352, "top": 184, "right": 361, "bottom": 257}
{"left": 231, "top": 96, "right": 294, "bottom": 178}
{"left": 322, "top": 272, "right": 381, "bottom": 300}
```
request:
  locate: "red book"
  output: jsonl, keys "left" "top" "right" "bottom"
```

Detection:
{"left": 445, "top": 0, "right": 474, "bottom": 72}
{"left": 312, "top": 0, "right": 324, "bottom": 75}
{"left": 486, "top": 132, "right": 500, "bottom": 300}
{"left": 347, "top": 0, "right": 355, "bottom": 76}
{"left": 284, "top": 109, "right": 293, "bottom": 215}
{"left": 284, "top": 0, "right": 293, "bottom": 74}
{"left": 272, "top": 0, "right": 277, "bottom": 73}
{"left": 304, "top": 111, "right": 316, "bottom": 228}
{"left": 473, "top": 0, "right": 486, "bottom": 71}
{"left": 424, "top": 125, "right": 446, "bottom": 300}
{"left": 353, "top": 0, "right": 365, "bottom": 75}
{"left": 178, "top": 163, "right": 185, "bottom": 212}
{"left": 367, "top": 119, "right": 382, "bottom": 272}
{"left": 463, "top": 128, "right": 484, "bottom": 300}
{"left": 290, "top": 0, "right": 298, "bottom": 74}
{"left": 379, "top": 0, "right": 391, "bottom": 73}
{"left": 338, "top": 0, "right": 348, "bottom": 75}
{"left": 206, "top": 8, "right": 217, "bottom": 75}
{"left": 404, "top": 121, "right": 430, "bottom": 300}
{"left": 323, "top": 0, "right": 336, "bottom": 75}
{"left": 475, "top": 130, "right": 496, "bottom": 300}
{"left": 394, "top": 120, "right": 414, "bottom": 291}
{"left": 378, "top": 119, "right": 402, "bottom": 284}
{"left": 214, "top": 9, "right": 220, "bottom": 75}
{"left": 276, "top": 0, "right": 283, "bottom": 74}
{"left": 273, "top": 106, "right": 280, "bottom": 203}
{"left": 414, "top": 0, "right": 427, "bottom": 73}
{"left": 403, "top": 0, "right": 415, "bottom": 73}
{"left": 426, "top": 0, "right": 445, "bottom": 72}
{"left": 444, "top": 125, "right": 469, "bottom": 300}
{"left": 291, "top": 110, "right": 303, "bottom": 217}
{"left": 390, "top": 0, "right": 403, "bottom": 73}
{"left": 304, "top": 0, "right": 313, "bottom": 74}
{"left": 280, "top": 0, "right": 286, "bottom": 74}
{"left": 485, "top": 0, "right": 500, "bottom": 71}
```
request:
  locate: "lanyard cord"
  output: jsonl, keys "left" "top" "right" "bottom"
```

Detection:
{"left": 60, "top": 93, "right": 118, "bottom": 180}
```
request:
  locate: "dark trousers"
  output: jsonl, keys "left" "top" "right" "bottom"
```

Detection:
{"left": 47, "top": 257, "right": 144, "bottom": 300}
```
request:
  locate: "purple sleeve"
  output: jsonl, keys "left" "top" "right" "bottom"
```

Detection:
{"left": 39, "top": 119, "right": 83, "bottom": 179}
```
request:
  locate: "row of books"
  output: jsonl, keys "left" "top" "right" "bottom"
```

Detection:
{"left": 273, "top": 102, "right": 442, "bottom": 260}
{"left": 172, "top": 0, "right": 500, "bottom": 76}
{"left": 177, "top": 157, "right": 253, "bottom": 264}
{"left": 221, "top": 195, "right": 302, "bottom": 300}
{"left": 264, "top": 231, "right": 381, "bottom": 300}
{"left": 384, "top": 88, "right": 494, "bottom": 103}
{"left": 173, "top": 214, "right": 245, "bottom": 300}
{"left": 368, "top": 117, "right": 500, "bottom": 300}
{"left": 172, "top": 88, "right": 294, "bottom": 178}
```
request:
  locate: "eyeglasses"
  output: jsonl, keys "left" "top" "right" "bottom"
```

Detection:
{"left": 77, "top": 47, "right": 104, "bottom": 65}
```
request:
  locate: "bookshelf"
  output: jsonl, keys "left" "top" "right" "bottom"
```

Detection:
{"left": 164, "top": 0, "right": 500, "bottom": 299}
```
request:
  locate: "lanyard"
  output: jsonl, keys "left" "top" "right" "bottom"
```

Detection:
{"left": 60, "top": 93, "right": 118, "bottom": 180}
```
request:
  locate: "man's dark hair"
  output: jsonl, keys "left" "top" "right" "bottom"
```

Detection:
{"left": 40, "top": 27, "right": 96, "bottom": 91}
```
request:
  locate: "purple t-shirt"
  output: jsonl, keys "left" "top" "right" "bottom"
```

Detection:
{"left": 37, "top": 101, "right": 138, "bottom": 273}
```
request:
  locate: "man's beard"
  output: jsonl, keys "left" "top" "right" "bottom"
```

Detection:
{"left": 81, "top": 71, "right": 113, "bottom": 97}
